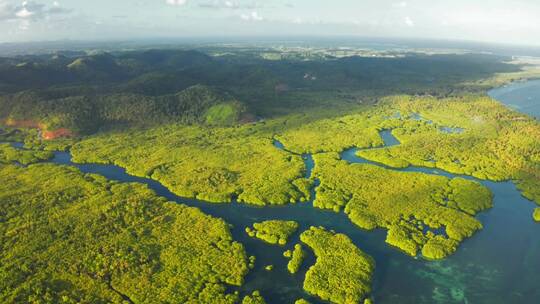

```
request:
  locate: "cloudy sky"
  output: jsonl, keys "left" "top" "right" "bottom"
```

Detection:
{"left": 0, "top": 0, "right": 539, "bottom": 45}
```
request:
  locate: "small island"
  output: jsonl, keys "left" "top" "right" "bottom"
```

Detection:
{"left": 245, "top": 220, "right": 299, "bottom": 245}
{"left": 300, "top": 226, "right": 375, "bottom": 304}
{"left": 284, "top": 244, "right": 306, "bottom": 274}
{"left": 242, "top": 291, "right": 266, "bottom": 304}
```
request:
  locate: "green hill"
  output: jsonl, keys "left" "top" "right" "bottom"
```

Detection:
{"left": 0, "top": 85, "right": 249, "bottom": 136}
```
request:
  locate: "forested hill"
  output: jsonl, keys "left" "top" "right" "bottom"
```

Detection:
{"left": 0, "top": 50, "right": 214, "bottom": 90}
{"left": 0, "top": 48, "right": 522, "bottom": 138}
{"left": 0, "top": 85, "right": 248, "bottom": 136}
{"left": 0, "top": 49, "right": 253, "bottom": 136}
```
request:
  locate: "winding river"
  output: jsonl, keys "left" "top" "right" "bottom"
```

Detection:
{"left": 5, "top": 80, "right": 540, "bottom": 304}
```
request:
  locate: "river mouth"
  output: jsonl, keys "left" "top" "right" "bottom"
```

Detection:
{"left": 3, "top": 81, "right": 540, "bottom": 304}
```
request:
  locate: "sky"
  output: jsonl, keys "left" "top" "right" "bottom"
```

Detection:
{"left": 0, "top": 0, "right": 540, "bottom": 46}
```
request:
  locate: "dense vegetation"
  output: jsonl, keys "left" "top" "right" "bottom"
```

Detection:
{"left": 0, "top": 84, "right": 247, "bottom": 136}
{"left": 312, "top": 153, "right": 492, "bottom": 258}
{"left": 67, "top": 92, "right": 539, "bottom": 212}
{"left": 0, "top": 127, "right": 28, "bottom": 142}
{"left": 534, "top": 208, "right": 540, "bottom": 222}
{"left": 283, "top": 244, "right": 306, "bottom": 274}
{"left": 62, "top": 90, "right": 538, "bottom": 259}
{"left": 276, "top": 94, "right": 540, "bottom": 217}
{"left": 356, "top": 95, "right": 540, "bottom": 206}
{"left": 241, "top": 291, "right": 266, "bottom": 304}
{"left": 300, "top": 227, "right": 375, "bottom": 304}
{"left": 5, "top": 47, "right": 537, "bottom": 207}
{"left": 245, "top": 220, "right": 299, "bottom": 245}
{"left": 0, "top": 48, "right": 526, "bottom": 136}
{"left": 0, "top": 143, "right": 53, "bottom": 165}
{"left": 70, "top": 123, "right": 311, "bottom": 205}
{"left": 0, "top": 163, "right": 249, "bottom": 303}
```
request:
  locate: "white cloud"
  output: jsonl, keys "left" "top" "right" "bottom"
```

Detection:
{"left": 404, "top": 16, "right": 414, "bottom": 27}
{"left": 393, "top": 1, "right": 408, "bottom": 8}
{"left": 166, "top": 0, "right": 188, "bottom": 6}
{"left": 198, "top": 0, "right": 261, "bottom": 10}
{"left": 0, "top": 1, "right": 70, "bottom": 20}
{"left": 0, "top": 1, "right": 72, "bottom": 32}
{"left": 16, "top": 7, "right": 34, "bottom": 18}
{"left": 240, "top": 11, "right": 263, "bottom": 21}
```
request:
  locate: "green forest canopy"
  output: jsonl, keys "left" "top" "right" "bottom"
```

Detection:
{"left": 300, "top": 226, "right": 375, "bottom": 304}
{"left": 245, "top": 220, "right": 299, "bottom": 245}
{"left": 0, "top": 49, "right": 526, "bottom": 135}
{"left": 312, "top": 152, "right": 492, "bottom": 259}
{"left": 0, "top": 163, "right": 248, "bottom": 304}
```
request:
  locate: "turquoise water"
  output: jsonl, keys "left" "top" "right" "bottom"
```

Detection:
{"left": 5, "top": 80, "right": 540, "bottom": 303}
